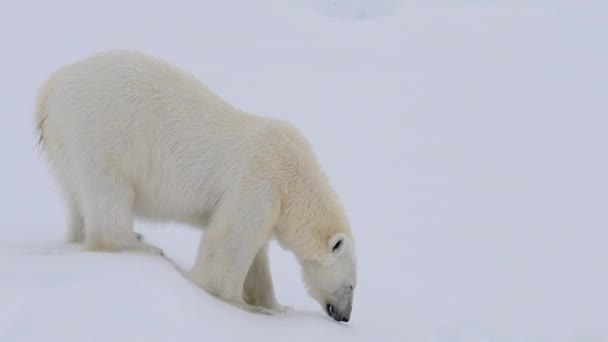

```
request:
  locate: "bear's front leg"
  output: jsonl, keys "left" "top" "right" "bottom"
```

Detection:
{"left": 243, "top": 244, "right": 290, "bottom": 314}
{"left": 188, "top": 201, "right": 280, "bottom": 315}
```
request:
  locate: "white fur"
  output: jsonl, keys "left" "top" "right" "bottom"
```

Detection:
{"left": 35, "top": 50, "right": 357, "bottom": 320}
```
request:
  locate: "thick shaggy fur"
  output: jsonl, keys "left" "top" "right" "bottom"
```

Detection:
{"left": 36, "top": 50, "right": 356, "bottom": 320}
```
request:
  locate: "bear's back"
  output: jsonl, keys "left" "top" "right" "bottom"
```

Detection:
{"left": 37, "top": 50, "right": 260, "bottom": 219}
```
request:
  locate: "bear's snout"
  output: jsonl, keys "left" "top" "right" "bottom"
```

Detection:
{"left": 326, "top": 303, "right": 350, "bottom": 322}
{"left": 324, "top": 286, "right": 353, "bottom": 322}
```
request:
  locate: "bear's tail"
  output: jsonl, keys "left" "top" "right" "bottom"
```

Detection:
{"left": 34, "top": 78, "right": 51, "bottom": 150}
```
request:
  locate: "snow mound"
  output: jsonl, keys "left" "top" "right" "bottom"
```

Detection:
{"left": 293, "top": 0, "right": 403, "bottom": 19}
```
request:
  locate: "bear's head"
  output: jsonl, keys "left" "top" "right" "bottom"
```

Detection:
{"left": 300, "top": 232, "right": 357, "bottom": 322}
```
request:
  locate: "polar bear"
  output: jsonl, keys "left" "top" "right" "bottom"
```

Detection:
{"left": 35, "top": 50, "right": 356, "bottom": 322}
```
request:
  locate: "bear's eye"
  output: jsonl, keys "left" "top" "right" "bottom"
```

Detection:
{"left": 331, "top": 239, "right": 343, "bottom": 253}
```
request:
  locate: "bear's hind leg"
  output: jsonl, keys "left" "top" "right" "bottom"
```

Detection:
{"left": 65, "top": 200, "right": 85, "bottom": 243}
{"left": 243, "top": 244, "right": 289, "bottom": 313}
{"left": 80, "top": 171, "right": 163, "bottom": 256}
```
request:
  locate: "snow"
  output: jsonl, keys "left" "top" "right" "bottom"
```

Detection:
{"left": 1, "top": 0, "right": 607, "bottom": 341}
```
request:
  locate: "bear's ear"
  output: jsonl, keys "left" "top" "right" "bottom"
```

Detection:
{"left": 329, "top": 233, "right": 347, "bottom": 256}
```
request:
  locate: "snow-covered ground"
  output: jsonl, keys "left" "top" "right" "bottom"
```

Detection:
{"left": 1, "top": 0, "right": 607, "bottom": 341}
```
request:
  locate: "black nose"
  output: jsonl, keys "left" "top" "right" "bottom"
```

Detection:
{"left": 326, "top": 304, "right": 350, "bottom": 322}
